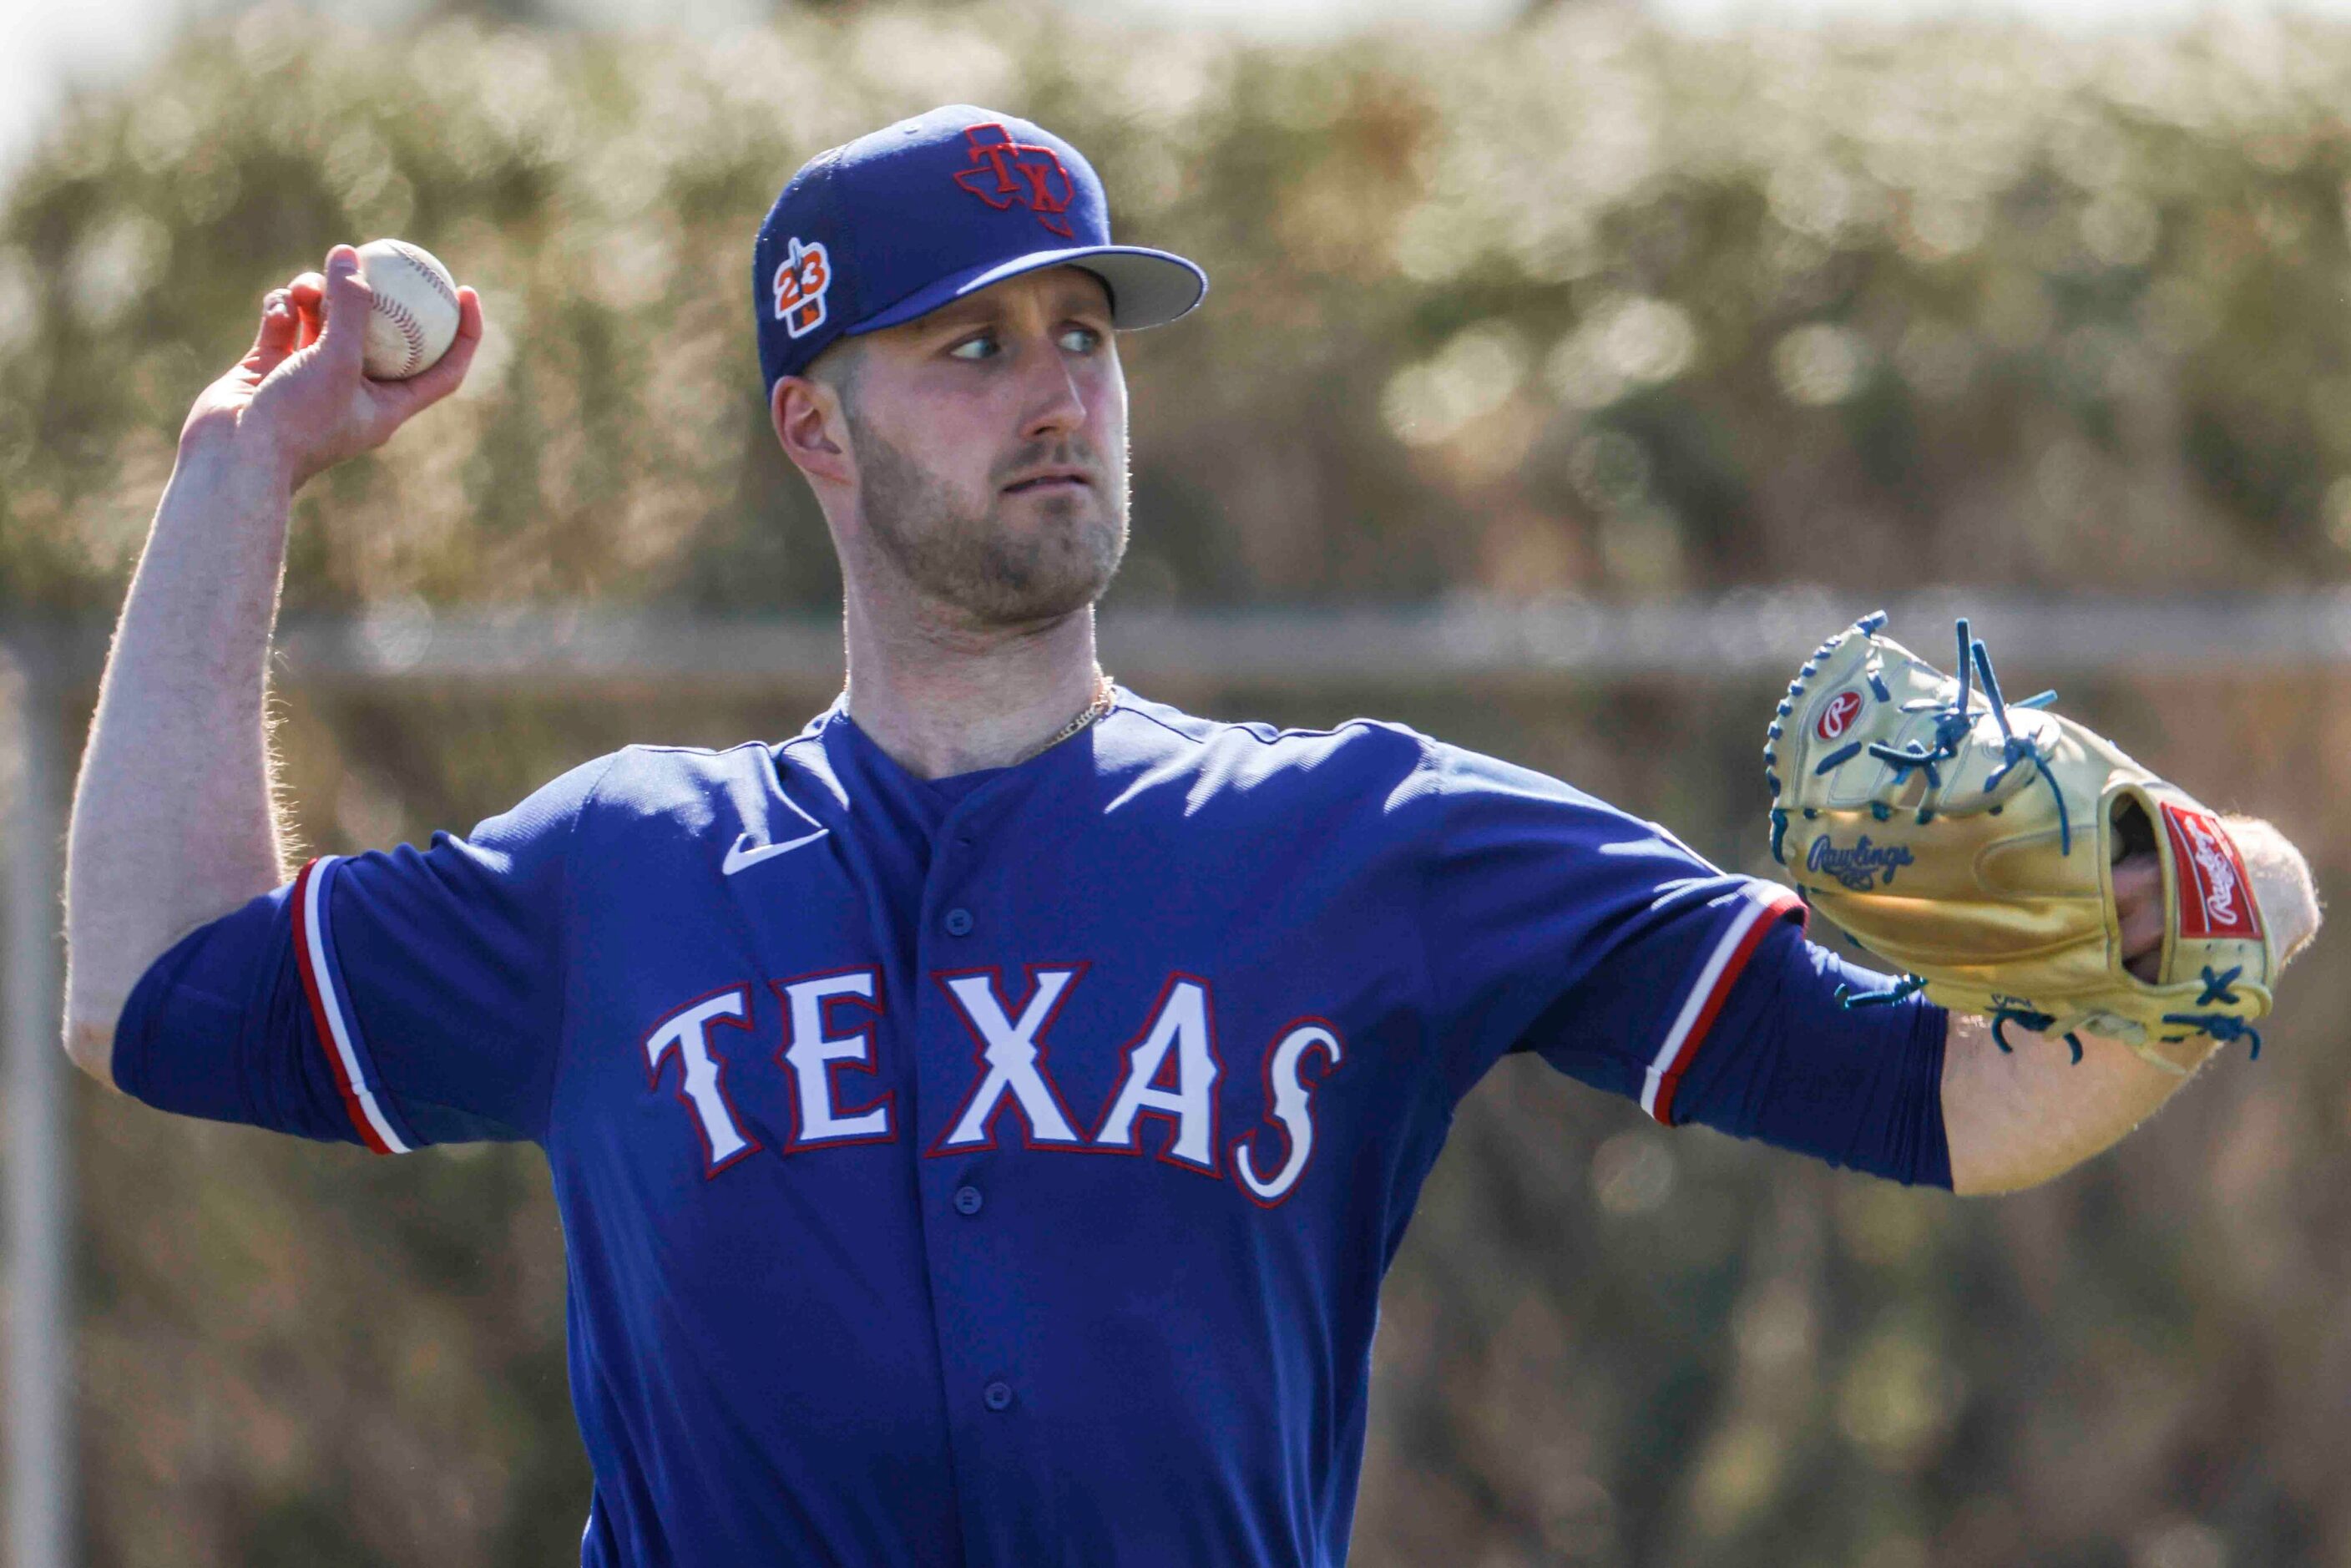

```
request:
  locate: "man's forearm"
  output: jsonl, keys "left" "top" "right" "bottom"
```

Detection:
{"left": 1942, "top": 817, "right": 2320, "bottom": 1195}
{"left": 62, "top": 424, "right": 296, "bottom": 1085}
{"left": 1941, "top": 1013, "right": 2206, "bottom": 1195}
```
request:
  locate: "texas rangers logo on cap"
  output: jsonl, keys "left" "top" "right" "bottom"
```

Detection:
{"left": 951, "top": 124, "right": 1077, "bottom": 238}
{"left": 771, "top": 238, "right": 832, "bottom": 339}
{"left": 751, "top": 104, "right": 1210, "bottom": 394}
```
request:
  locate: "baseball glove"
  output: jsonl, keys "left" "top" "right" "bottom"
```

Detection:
{"left": 1766, "top": 611, "right": 2274, "bottom": 1073}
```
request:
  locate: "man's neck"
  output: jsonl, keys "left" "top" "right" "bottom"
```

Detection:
{"left": 842, "top": 592, "right": 1108, "bottom": 781}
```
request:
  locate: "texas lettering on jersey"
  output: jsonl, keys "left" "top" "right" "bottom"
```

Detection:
{"left": 642, "top": 966, "right": 1342, "bottom": 1204}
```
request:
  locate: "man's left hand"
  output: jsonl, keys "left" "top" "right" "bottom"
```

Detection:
{"left": 2116, "top": 852, "right": 2162, "bottom": 982}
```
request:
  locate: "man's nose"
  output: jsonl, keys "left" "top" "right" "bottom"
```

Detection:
{"left": 1018, "top": 341, "right": 1088, "bottom": 441}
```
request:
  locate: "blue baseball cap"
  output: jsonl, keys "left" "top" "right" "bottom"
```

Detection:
{"left": 752, "top": 104, "right": 1209, "bottom": 394}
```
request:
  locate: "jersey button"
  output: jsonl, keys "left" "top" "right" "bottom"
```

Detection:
{"left": 982, "top": 1381, "right": 1014, "bottom": 1413}
{"left": 953, "top": 1185, "right": 984, "bottom": 1216}
{"left": 943, "top": 907, "right": 975, "bottom": 937}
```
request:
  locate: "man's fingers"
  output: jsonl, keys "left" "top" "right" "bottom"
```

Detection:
{"left": 245, "top": 288, "right": 299, "bottom": 367}
{"left": 2114, "top": 852, "right": 2165, "bottom": 979}
{"left": 287, "top": 273, "right": 326, "bottom": 351}
{"left": 312, "top": 245, "right": 368, "bottom": 374}
{"left": 2121, "top": 903, "right": 2164, "bottom": 963}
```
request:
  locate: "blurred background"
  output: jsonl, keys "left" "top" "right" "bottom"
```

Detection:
{"left": 6, "top": 0, "right": 2351, "bottom": 1562}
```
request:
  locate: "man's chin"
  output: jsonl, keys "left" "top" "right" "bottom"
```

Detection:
{"left": 926, "top": 578, "right": 1095, "bottom": 630}
{"left": 921, "top": 535, "right": 1118, "bottom": 629}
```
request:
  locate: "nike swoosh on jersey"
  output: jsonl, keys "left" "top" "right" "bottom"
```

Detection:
{"left": 722, "top": 828, "right": 830, "bottom": 875}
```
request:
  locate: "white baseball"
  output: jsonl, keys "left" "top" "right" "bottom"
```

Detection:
{"left": 353, "top": 238, "right": 461, "bottom": 381}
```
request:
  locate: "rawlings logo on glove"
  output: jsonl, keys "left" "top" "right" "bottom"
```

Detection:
{"left": 1764, "top": 612, "right": 2276, "bottom": 1074}
{"left": 2162, "top": 802, "right": 2262, "bottom": 942}
{"left": 1805, "top": 835, "right": 1914, "bottom": 890}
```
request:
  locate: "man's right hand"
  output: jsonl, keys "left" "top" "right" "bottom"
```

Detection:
{"left": 184, "top": 242, "right": 485, "bottom": 492}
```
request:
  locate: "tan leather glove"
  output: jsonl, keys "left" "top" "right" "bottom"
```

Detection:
{"left": 1767, "top": 613, "right": 2273, "bottom": 1073}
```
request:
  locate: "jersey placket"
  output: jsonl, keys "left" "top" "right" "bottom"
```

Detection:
{"left": 909, "top": 776, "right": 1052, "bottom": 1555}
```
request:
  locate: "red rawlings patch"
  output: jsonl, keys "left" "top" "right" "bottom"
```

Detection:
{"left": 2160, "top": 802, "right": 2263, "bottom": 942}
{"left": 1815, "top": 690, "right": 1863, "bottom": 741}
{"left": 952, "top": 124, "right": 1077, "bottom": 239}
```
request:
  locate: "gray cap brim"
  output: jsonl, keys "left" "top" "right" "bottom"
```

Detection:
{"left": 853, "top": 244, "right": 1208, "bottom": 336}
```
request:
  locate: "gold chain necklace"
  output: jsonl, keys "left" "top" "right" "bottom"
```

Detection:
{"left": 1011, "top": 670, "right": 1115, "bottom": 765}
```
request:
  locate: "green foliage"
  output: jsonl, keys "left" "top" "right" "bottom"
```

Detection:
{"left": 17, "top": 8, "right": 2351, "bottom": 615}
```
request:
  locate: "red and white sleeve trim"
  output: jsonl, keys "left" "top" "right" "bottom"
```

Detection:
{"left": 1638, "top": 882, "right": 1805, "bottom": 1126}
{"left": 290, "top": 857, "right": 411, "bottom": 1155}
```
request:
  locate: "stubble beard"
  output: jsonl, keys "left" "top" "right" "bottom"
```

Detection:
{"left": 849, "top": 410, "right": 1130, "bottom": 629}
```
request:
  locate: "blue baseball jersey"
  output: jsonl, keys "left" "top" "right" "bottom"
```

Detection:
{"left": 116, "top": 690, "right": 1948, "bottom": 1565}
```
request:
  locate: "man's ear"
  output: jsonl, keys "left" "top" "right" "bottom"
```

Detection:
{"left": 771, "top": 375, "right": 852, "bottom": 488}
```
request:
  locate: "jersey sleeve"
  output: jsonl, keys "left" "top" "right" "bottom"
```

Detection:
{"left": 1416, "top": 741, "right": 1800, "bottom": 1107}
{"left": 1416, "top": 739, "right": 1949, "bottom": 1186}
{"left": 1664, "top": 923, "right": 1951, "bottom": 1186}
{"left": 113, "top": 753, "right": 618, "bottom": 1151}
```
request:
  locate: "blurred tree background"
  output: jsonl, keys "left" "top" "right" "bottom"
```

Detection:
{"left": 5, "top": 2, "right": 2351, "bottom": 1564}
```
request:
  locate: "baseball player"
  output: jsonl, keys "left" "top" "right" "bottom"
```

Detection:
{"left": 63, "top": 106, "right": 2320, "bottom": 1565}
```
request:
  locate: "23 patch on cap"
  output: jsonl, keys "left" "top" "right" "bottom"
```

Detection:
{"left": 772, "top": 238, "right": 832, "bottom": 339}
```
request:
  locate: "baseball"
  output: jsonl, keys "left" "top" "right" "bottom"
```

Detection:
{"left": 353, "top": 238, "right": 462, "bottom": 381}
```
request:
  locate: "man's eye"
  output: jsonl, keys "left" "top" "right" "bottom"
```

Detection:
{"left": 949, "top": 334, "right": 999, "bottom": 362}
{"left": 1059, "top": 326, "right": 1103, "bottom": 354}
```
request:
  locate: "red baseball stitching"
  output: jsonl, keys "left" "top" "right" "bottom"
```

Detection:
{"left": 382, "top": 242, "right": 459, "bottom": 310}
{"left": 373, "top": 295, "right": 426, "bottom": 376}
